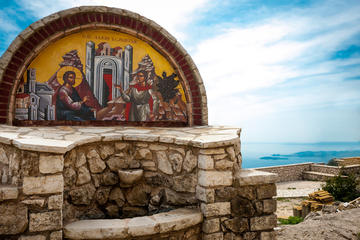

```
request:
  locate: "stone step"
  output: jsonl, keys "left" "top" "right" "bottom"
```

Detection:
{"left": 64, "top": 208, "right": 202, "bottom": 240}
{"left": 303, "top": 171, "right": 337, "bottom": 181}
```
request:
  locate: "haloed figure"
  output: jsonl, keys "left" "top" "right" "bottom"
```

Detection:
{"left": 56, "top": 71, "right": 95, "bottom": 121}
{"left": 117, "top": 70, "right": 159, "bottom": 121}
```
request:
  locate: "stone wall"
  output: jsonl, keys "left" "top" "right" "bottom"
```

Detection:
{"left": 0, "top": 125, "right": 279, "bottom": 240}
{"left": 255, "top": 163, "right": 313, "bottom": 182}
{"left": 63, "top": 141, "right": 199, "bottom": 223}
{"left": 256, "top": 163, "right": 360, "bottom": 183}
{"left": 0, "top": 143, "right": 64, "bottom": 240}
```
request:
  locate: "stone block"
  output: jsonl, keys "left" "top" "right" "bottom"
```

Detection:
{"left": 215, "top": 187, "right": 237, "bottom": 202}
{"left": 0, "top": 186, "right": 18, "bottom": 201}
{"left": 202, "top": 218, "right": 220, "bottom": 233}
{"left": 0, "top": 146, "right": 8, "bottom": 164}
{"left": 215, "top": 159, "right": 234, "bottom": 170}
{"left": 0, "top": 203, "right": 28, "bottom": 235}
{"left": 164, "top": 189, "right": 197, "bottom": 206}
{"left": 201, "top": 202, "right": 231, "bottom": 217}
{"left": 222, "top": 217, "right": 248, "bottom": 233}
{"left": 236, "top": 169, "right": 278, "bottom": 186}
{"left": 29, "top": 211, "right": 62, "bottom": 232}
{"left": 19, "top": 235, "right": 46, "bottom": 240}
{"left": 243, "top": 232, "right": 257, "bottom": 240}
{"left": 77, "top": 166, "right": 91, "bottom": 185}
{"left": 224, "top": 232, "right": 243, "bottom": 240}
{"left": 48, "top": 194, "right": 63, "bottom": 210}
{"left": 69, "top": 183, "right": 96, "bottom": 205}
{"left": 106, "top": 155, "right": 127, "bottom": 171}
{"left": 156, "top": 151, "right": 173, "bottom": 175}
{"left": 135, "top": 148, "right": 152, "bottom": 160}
{"left": 169, "top": 152, "right": 183, "bottom": 172}
{"left": 263, "top": 199, "right": 277, "bottom": 214}
{"left": 199, "top": 148, "right": 225, "bottom": 155}
{"left": 213, "top": 154, "right": 228, "bottom": 160}
{"left": 39, "top": 154, "right": 64, "bottom": 174}
{"left": 198, "top": 155, "right": 214, "bottom": 169}
{"left": 76, "top": 151, "right": 87, "bottom": 168}
{"left": 22, "top": 198, "right": 45, "bottom": 207}
{"left": 198, "top": 170, "right": 233, "bottom": 187}
{"left": 260, "top": 231, "right": 276, "bottom": 240}
{"left": 149, "top": 144, "right": 168, "bottom": 151}
{"left": 98, "top": 144, "right": 115, "bottom": 159}
{"left": 50, "top": 230, "right": 63, "bottom": 240}
{"left": 226, "top": 146, "right": 236, "bottom": 161}
{"left": 115, "top": 142, "right": 129, "bottom": 151}
{"left": 231, "top": 197, "right": 255, "bottom": 217}
{"left": 237, "top": 186, "right": 257, "bottom": 200}
{"left": 196, "top": 185, "right": 215, "bottom": 203}
{"left": 87, "top": 150, "right": 106, "bottom": 173}
{"left": 23, "top": 175, "right": 64, "bottom": 195}
{"left": 203, "top": 232, "right": 224, "bottom": 240}
{"left": 250, "top": 215, "right": 277, "bottom": 231}
{"left": 173, "top": 173, "right": 197, "bottom": 193}
{"left": 257, "top": 184, "right": 277, "bottom": 199}
{"left": 183, "top": 150, "right": 197, "bottom": 173}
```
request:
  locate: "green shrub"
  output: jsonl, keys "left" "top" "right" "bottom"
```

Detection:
{"left": 327, "top": 158, "right": 338, "bottom": 166}
{"left": 278, "top": 216, "right": 303, "bottom": 225}
{"left": 322, "top": 173, "right": 360, "bottom": 202}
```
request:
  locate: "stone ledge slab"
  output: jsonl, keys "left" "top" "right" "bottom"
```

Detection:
{"left": 64, "top": 208, "right": 202, "bottom": 239}
{"left": 235, "top": 169, "right": 278, "bottom": 186}
{"left": 0, "top": 125, "right": 240, "bottom": 153}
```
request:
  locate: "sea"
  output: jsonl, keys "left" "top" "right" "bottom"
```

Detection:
{"left": 241, "top": 142, "right": 360, "bottom": 169}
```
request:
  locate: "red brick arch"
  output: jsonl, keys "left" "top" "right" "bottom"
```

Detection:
{"left": 0, "top": 6, "right": 208, "bottom": 126}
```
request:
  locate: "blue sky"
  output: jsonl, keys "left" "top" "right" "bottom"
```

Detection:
{"left": 1, "top": 0, "right": 360, "bottom": 143}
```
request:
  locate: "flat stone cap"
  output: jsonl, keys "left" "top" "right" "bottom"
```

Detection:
{"left": 235, "top": 169, "right": 278, "bottom": 186}
{"left": 64, "top": 208, "right": 203, "bottom": 239}
{"left": 0, "top": 125, "right": 240, "bottom": 153}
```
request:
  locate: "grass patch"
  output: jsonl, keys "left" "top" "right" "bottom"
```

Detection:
{"left": 278, "top": 216, "right": 304, "bottom": 225}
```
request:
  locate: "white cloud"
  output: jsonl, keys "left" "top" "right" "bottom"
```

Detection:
{"left": 15, "top": 0, "right": 209, "bottom": 41}
{"left": 191, "top": 2, "right": 360, "bottom": 142}
{"left": 0, "top": 12, "right": 21, "bottom": 32}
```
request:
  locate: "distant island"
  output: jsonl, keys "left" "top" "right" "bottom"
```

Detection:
{"left": 259, "top": 156, "right": 289, "bottom": 160}
{"left": 260, "top": 150, "right": 360, "bottom": 161}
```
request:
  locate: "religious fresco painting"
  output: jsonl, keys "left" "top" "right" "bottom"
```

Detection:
{"left": 15, "top": 30, "right": 187, "bottom": 122}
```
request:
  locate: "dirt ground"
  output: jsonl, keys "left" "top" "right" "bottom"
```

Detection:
{"left": 275, "top": 181, "right": 325, "bottom": 218}
{"left": 276, "top": 197, "right": 305, "bottom": 218}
